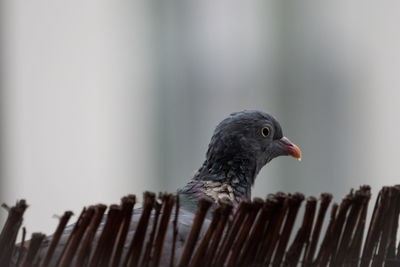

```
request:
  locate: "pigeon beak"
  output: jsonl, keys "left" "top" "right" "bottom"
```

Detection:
{"left": 278, "top": 137, "right": 302, "bottom": 161}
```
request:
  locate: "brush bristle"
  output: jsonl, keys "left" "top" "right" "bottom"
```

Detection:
{"left": 1, "top": 185, "right": 400, "bottom": 266}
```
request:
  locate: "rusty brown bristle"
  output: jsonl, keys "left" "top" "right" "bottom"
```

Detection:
{"left": 2, "top": 185, "right": 400, "bottom": 266}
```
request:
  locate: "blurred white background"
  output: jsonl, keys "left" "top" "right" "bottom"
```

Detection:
{"left": 1, "top": 1, "right": 400, "bottom": 236}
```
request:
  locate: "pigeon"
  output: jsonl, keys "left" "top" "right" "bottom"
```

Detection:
{"left": 16, "top": 110, "right": 301, "bottom": 266}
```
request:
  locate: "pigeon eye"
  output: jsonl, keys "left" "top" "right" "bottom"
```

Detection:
{"left": 261, "top": 127, "right": 271, "bottom": 138}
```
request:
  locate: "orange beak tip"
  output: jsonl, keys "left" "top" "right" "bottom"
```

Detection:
{"left": 289, "top": 144, "right": 302, "bottom": 161}
{"left": 278, "top": 137, "right": 302, "bottom": 161}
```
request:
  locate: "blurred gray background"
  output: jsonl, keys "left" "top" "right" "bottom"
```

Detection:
{"left": 1, "top": 1, "right": 400, "bottom": 235}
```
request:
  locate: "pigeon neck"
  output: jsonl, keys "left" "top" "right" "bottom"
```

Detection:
{"left": 196, "top": 179, "right": 250, "bottom": 206}
{"left": 202, "top": 156, "right": 258, "bottom": 185}
{"left": 193, "top": 158, "right": 256, "bottom": 204}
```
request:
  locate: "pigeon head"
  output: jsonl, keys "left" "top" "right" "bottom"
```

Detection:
{"left": 204, "top": 110, "right": 301, "bottom": 184}
{"left": 179, "top": 110, "right": 301, "bottom": 207}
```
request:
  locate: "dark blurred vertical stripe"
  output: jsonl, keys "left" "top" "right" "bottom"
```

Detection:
{"left": 151, "top": 1, "right": 201, "bottom": 192}
{"left": 275, "top": 0, "right": 356, "bottom": 196}
{"left": 150, "top": 0, "right": 169, "bottom": 192}
{"left": 0, "top": 0, "right": 5, "bottom": 225}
